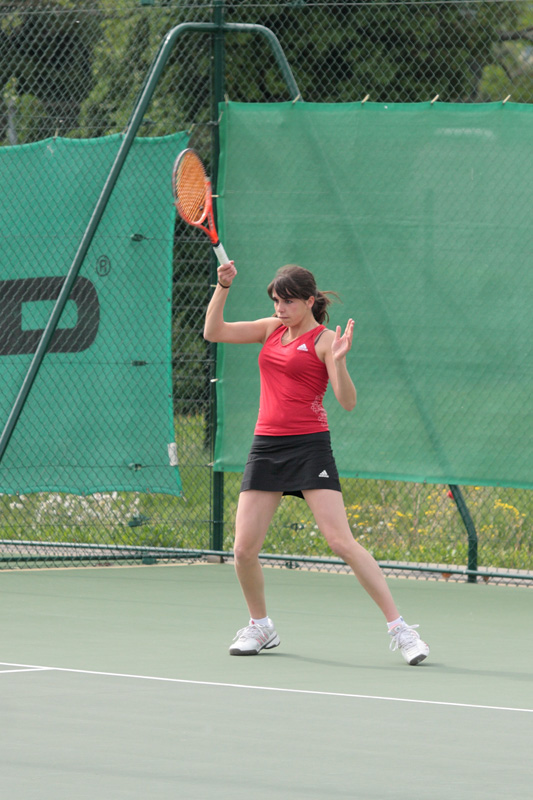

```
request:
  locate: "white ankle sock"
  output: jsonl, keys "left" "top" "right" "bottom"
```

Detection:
{"left": 387, "top": 616, "right": 404, "bottom": 631}
{"left": 251, "top": 616, "right": 271, "bottom": 627}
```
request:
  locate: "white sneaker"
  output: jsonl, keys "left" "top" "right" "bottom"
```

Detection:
{"left": 389, "top": 622, "right": 429, "bottom": 665}
{"left": 229, "top": 622, "right": 280, "bottom": 655}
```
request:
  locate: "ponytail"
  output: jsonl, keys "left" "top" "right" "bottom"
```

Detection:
{"left": 312, "top": 290, "right": 338, "bottom": 324}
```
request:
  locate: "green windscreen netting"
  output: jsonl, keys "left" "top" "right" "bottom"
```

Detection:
{"left": 0, "top": 133, "right": 187, "bottom": 496}
{"left": 215, "top": 101, "right": 533, "bottom": 489}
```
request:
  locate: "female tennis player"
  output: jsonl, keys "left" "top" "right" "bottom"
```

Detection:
{"left": 204, "top": 262, "right": 429, "bottom": 666}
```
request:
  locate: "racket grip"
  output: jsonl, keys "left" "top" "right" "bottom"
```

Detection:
{"left": 213, "top": 242, "right": 230, "bottom": 265}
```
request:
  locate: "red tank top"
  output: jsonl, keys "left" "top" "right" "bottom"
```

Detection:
{"left": 255, "top": 325, "right": 329, "bottom": 436}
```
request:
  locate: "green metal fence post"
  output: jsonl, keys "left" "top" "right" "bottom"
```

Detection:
{"left": 448, "top": 484, "right": 478, "bottom": 583}
{"left": 210, "top": 1, "right": 226, "bottom": 553}
{"left": 227, "top": 23, "right": 301, "bottom": 100}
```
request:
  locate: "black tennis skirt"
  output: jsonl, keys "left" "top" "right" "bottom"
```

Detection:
{"left": 240, "top": 431, "right": 341, "bottom": 499}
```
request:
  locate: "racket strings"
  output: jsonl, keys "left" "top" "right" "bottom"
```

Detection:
{"left": 175, "top": 152, "right": 208, "bottom": 225}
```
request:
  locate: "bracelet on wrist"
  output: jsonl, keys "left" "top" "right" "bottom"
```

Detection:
{"left": 218, "top": 281, "right": 231, "bottom": 289}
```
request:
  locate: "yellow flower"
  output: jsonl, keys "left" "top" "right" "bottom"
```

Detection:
{"left": 494, "top": 500, "right": 520, "bottom": 517}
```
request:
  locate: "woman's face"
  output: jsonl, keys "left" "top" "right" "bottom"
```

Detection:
{"left": 272, "top": 292, "right": 314, "bottom": 325}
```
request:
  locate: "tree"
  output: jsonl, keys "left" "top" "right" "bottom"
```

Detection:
{"left": 0, "top": 0, "right": 101, "bottom": 145}
{"left": 73, "top": 1, "right": 525, "bottom": 145}
{"left": 75, "top": 1, "right": 212, "bottom": 139}
{"left": 479, "top": 5, "right": 533, "bottom": 102}
{"left": 223, "top": 2, "right": 521, "bottom": 103}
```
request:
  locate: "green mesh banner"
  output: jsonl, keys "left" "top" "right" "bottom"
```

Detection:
{"left": 215, "top": 102, "right": 533, "bottom": 488}
{"left": 0, "top": 133, "right": 187, "bottom": 495}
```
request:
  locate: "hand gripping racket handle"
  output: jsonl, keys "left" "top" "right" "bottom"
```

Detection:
{"left": 213, "top": 241, "right": 229, "bottom": 265}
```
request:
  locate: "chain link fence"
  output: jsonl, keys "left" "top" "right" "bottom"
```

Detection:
{"left": 1, "top": 0, "right": 532, "bottom": 582}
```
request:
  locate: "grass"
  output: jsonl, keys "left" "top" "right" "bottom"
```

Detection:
{"left": 223, "top": 476, "right": 532, "bottom": 571}
{"left": 0, "top": 414, "right": 532, "bottom": 573}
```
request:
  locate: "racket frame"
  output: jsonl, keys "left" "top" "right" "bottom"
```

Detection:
{"left": 172, "top": 148, "right": 229, "bottom": 265}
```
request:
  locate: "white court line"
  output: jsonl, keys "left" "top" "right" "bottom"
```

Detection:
{"left": 0, "top": 666, "right": 52, "bottom": 675}
{"left": 0, "top": 661, "right": 531, "bottom": 715}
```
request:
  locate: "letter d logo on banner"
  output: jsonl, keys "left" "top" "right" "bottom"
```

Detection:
{"left": 0, "top": 276, "right": 100, "bottom": 356}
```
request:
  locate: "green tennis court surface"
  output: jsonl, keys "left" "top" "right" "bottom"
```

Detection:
{"left": 1, "top": 564, "right": 531, "bottom": 798}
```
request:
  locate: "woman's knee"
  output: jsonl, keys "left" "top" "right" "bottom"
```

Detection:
{"left": 233, "top": 536, "right": 262, "bottom": 565}
{"left": 324, "top": 530, "right": 358, "bottom": 561}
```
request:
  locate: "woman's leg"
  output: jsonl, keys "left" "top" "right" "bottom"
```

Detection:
{"left": 303, "top": 488, "right": 400, "bottom": 622}
{"left": 234, "top": 490, "right": 283, "bottom": 619}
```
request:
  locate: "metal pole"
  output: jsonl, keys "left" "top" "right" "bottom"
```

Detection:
{"left": 230, "top": 23, "right": 301, "bottom": 100}
{"left": 210, "top": 1, "right": 226, "bottom": 552}
{"left": 448, "top": 484, "right": 478, "bottom": 583}
{"left": 204, "top": 21, "right": 300, "bottom": 552}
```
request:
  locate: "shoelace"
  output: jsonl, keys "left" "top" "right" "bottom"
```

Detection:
{"left": 234, "top": 624, "right": 268, "bottom": 641}
{"left": 389, "top": 623, "right": 421, "bottom": 652}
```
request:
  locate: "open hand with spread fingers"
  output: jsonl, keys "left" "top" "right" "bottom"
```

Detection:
{"left": 331, "top": 318, "right": 354, "bottom": 361}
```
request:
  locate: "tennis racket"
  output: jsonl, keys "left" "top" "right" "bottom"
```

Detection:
{"left": 172, "top": 148, "right": 229, "bottom": 265}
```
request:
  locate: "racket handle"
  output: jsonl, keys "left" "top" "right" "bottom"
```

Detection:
{"left": 213, "top": 241, "right": 230, "bottom": 265}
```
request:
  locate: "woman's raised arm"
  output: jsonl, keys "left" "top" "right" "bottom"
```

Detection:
{"left": 203, "top": 262, "right": 281, "bottom": 344}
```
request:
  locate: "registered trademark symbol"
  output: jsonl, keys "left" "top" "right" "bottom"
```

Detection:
{"left": 96, "top": 255, "right": 111, "bottom": 276}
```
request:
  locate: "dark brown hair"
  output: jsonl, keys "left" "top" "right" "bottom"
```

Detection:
{"left": 267, "top": 264, "right": 338, "bottom": 324}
